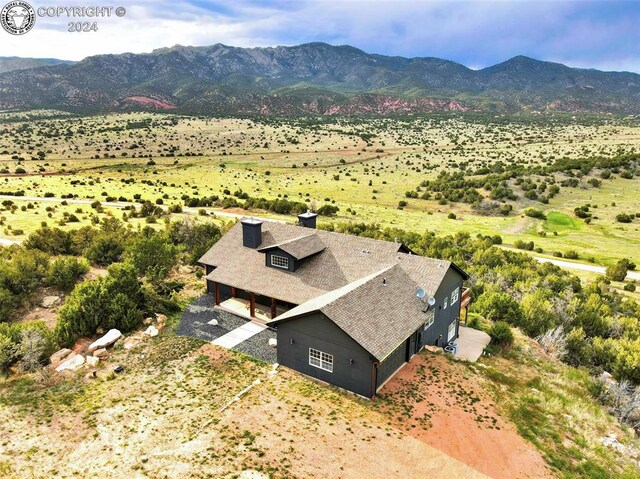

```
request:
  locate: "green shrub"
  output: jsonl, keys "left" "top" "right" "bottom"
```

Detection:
{"left": 565, "top": 327, "right": 592, "bottom": 367}
{"left": 514, "top": 240, "right": 534, "bottom": 251}
{"left": 316, "top": 204, "right": 339, "bottom": 217}
{"left": 606, "top": 259, "right": 631, "bottom": 282}
{"left": 54, "top": 262, "right": 143, "bottom": 347}
{"left": 524, "top": 208, "right": 546, "bottom": 220}
{"left": 489, "top": 321, "right": 514, "bottom": 347}
{"left": 84, "top": 235, "right": 124, "bottom": 266}
{"left": 46, "top": 257, "right": 89, "bottom": 291}
{"left": 616, "top": 213, "right": 633, "bottom": 223}
{"left": 0, "top": 333, "right": 15, "bottom": 371}
{"left": 474, "top": 291, "right": 523, "bottom": 325}
{"left": 125, "top": 231, "right": 177, "bottom": 280}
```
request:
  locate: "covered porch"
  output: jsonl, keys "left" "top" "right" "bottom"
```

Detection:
{"left": 211, "top": 281, "right": 293, "bottom": 321}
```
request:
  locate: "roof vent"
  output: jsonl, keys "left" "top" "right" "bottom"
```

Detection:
{"left": 382, "top": 277, "right": 387, "bottom": 286}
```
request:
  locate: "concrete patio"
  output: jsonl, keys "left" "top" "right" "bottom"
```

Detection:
{"left": 217, "top": 297, "right": 288, "bottom": 323}
{"left": 452, "top": 325, "right": 491, "bottom": 362}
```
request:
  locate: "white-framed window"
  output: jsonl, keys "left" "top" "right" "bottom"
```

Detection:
{"left": 443, "top": 296, "right": 448, "bottom": 309}
{"left": 271, "top": 254, "right": 289, "bottom": 269}
{"left": 423, "top": 309, "right": 435, "bottom": 330}
{"left": 309, "top": 348, "right": 333, "bottom": 372}
{"left": 448, "top": 320, "right": 457, "bottom": 342}
{"left": 451, "top": 287, "right": 460, "bottom": 305}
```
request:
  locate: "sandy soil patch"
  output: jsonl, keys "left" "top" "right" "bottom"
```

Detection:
{"left": 378, "top": 353, "right": 554, "bottom": 479}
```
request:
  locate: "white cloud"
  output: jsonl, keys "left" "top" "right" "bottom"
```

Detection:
{"left": 0, "top": 0, "right": 637, "bottom": 73}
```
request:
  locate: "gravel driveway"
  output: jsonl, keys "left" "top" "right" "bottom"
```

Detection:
{"left": 178, "top": 294, "right": 277, "bottom": 363}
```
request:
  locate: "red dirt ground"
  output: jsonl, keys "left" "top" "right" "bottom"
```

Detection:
{"left": 377, "top": 353, "right": 554, "bottom": 479}
{"left": 123, "top": 96, "right": 176, "bottom": 110}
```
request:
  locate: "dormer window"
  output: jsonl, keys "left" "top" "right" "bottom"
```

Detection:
{"left": 271, "top": 254, "right": 289, "bottom": 269}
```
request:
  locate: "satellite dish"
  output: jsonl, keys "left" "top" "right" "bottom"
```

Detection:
{"left": 416, "top": 287, "right": 426, "bottom": 299}
{"left": 427, "top": 296, "right": 436, "bottom": 308}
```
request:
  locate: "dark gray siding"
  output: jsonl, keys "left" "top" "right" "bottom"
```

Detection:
{"left": 376, "top": 341, "right": 406, "bottom": 390}
{"left": 276, "top": 312, "right": 375, "bottom": 398}
{"left": 420, "top": 266, "right": 465, "bottom": 347}
{"left": 205, "top": 266, "right": 215, "bottom": 294}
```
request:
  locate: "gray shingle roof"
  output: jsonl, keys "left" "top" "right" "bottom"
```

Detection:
{"left": 200, "top": 221, "right": 455, "bottom": 306}
{"left": 270, "top": 264, "right": 431, "bottom": 361}
{"left": 257, "top": 233, "right": 326, "bottom": 260}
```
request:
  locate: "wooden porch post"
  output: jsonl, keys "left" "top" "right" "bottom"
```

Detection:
{"left": 271, "top": 297, "right": 277, "bottom": 319}
{"left": 231, "top": 287, "right": 237, "bottom": 298}
{"left": 214, "top": 282, "right": 220, "bottom": 306}
{"left": 249, "top": 292, "right": 256, "bottom": 317}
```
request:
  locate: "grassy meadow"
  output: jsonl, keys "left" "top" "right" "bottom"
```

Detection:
{"left": 1, "top": 111, "right": 639, "bottom": 265}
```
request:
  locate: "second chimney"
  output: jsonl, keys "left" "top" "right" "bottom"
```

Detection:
{"left": 241, "top": 218, "right": 263, "bottom": 248}
{"left": 298, "top": 212, "right": 318, "bottom": 229}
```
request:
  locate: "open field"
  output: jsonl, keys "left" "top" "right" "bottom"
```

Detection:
{"left": 1, "top": 314, "right": 637, "bottom": 479}
{"left": 1, "top": 111, "right": 640, "bottom": 478}
{"left": 1, "top": 112, "right": 639, "bottom": 265}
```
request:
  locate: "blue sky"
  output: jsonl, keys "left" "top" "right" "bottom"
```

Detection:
{"left": 1, "top": 0, "right": 639, "bottom": 72}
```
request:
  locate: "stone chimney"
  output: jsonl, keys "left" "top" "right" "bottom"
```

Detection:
{"left": 241, "top": 218, "right": 263, "bottom": 248}
{"left": 297, "top": 212, "right": 318, "bottom": 229}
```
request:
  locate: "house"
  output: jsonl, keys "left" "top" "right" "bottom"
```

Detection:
{"left": 198, "top": 213, "right": 470, "bottom": 398}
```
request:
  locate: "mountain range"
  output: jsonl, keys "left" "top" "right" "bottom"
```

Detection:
{"left": 0, "top": 56, "right": 73, "bottom": 75}
{"left": 0, "top": 43, "right": 638, "bottom": 115}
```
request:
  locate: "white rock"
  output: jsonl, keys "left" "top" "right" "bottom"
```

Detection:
{"left": 50, "top": 348, "right": 72, "bottom": 367}
{"left": 268, "top": 338, "right": 277, "bottom": 348}
{"left": 41, "top": 296, "right": 60, "bottom": 308}
{"left": 207, "top": 319, "right": 219, "bottom": 326}
{"left": 55, "top": 354, "right": 85, "bottom": 372}
{"left": 88, "top": 329, "right": 122, "bottom": 353}
{"left": 144, "top": 325, "right": 159, "bottom": 337}
{"left": 86, "top": 355, "right": 99, "bottom": 367}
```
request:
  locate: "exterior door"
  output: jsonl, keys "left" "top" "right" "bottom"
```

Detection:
{"left": 447, "top": 320, "right": 457, "bottom": 342}
{"left": 407, "top": 333, "right": 416, "bottom": 361}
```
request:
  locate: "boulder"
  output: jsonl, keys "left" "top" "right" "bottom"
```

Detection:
{"left": 143, "top": 325, "right": 159, "bottom": 337}
{"left": 88, "top": 329, "right": 122, "bottom": 353}
{"left": 268, "top": 338, "right": 277, "bottom": 348}
{"left": 41, "top": 296, "right": 61, "bottom": 308}
{"left": 143, "top": 317, "right": 154, "bottom": 325}
{"left": 55, "top": 353, "right": 85, "bottom": 372}
{"left": 93, "top": 348, "right": 108, "bottom": 358}
{"left": 155, "top": 314, "right": 167, "bottom": 324}
{"left": 86, "top": 355, "right": 99, "bottom": 367}
{"left": 50, "top": 348, "right": 72, "bottom": 367}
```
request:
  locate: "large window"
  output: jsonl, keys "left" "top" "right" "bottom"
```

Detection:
{"left": 309, "top": 348, "right": 333, "bottom": 372}
{"left": 271, "top": 254, "right": 289, "bottom": 269}
{"left": 451, "top": 287, "right": 460, "bottom": 304}
{"left": 423, "top": 309, "right": 435, "bottom": 330}
{"left": 448, "top": 320, "right": 457, "bottom": 342}
{"left": 443, "top": 296, "right": 448, "bottom": 309}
